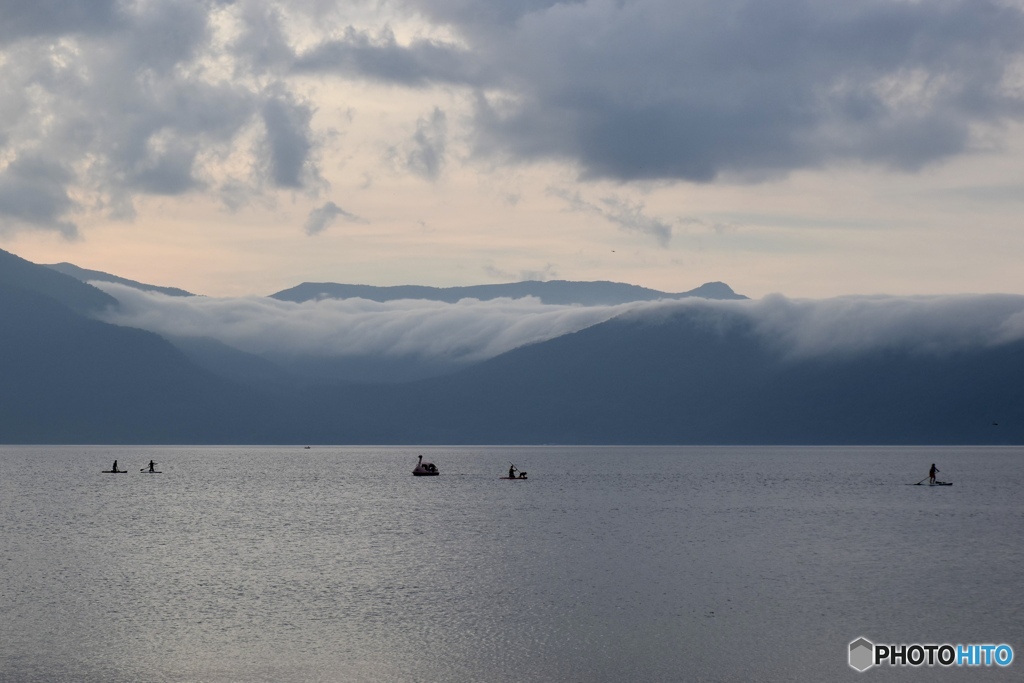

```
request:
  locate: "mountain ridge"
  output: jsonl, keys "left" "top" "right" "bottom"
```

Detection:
{"left": 270, "top": 279, "right": 746, "bottom": 305}
{"left": 45, "top": 262, "right": 194, "bottom": 297}
{"left": 1, "top": 250, "right": 117, "bottom": 314}
{"left": 3, "top": 247, "right": 1022, "bottom": 444}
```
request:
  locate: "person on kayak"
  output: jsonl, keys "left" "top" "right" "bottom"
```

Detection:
{"left": 929, "top": 463, "right": 939, "bottom": 484}
{"left": 148, "top": 460, "right": 156, "bottom": 472}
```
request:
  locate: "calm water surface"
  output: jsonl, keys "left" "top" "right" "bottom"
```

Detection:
{"left": 2, "top": 446, "right": 1022, "bottom": 682}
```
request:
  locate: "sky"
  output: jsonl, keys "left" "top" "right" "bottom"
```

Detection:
{"left": 2, "top": 0, "right": 1024, "bottom": 299}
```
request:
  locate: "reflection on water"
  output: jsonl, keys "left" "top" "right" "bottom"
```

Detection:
{"left": 2, "top": 445, "right": 1022, "bottom": 682}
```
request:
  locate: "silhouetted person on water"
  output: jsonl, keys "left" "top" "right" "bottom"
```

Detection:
{"left": 112, "top": 460, "right": 118, "bottom": 473}
{"left": 148, "top": 460, "right": 156, "bottom": 472}
{"left": 929, "top": 463, "right": 939, "bottom": 484}
{"left": 509, "top": 465, "right": 516, "bottom": 478}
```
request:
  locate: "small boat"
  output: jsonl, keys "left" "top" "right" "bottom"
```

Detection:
{"left": 413, "top": 454, "right": 439, "bottom": 476}
{"left": 502, "top": 464, "right": 527, "bottom": 479}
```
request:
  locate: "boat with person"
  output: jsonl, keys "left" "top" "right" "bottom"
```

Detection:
{"left": 413, "top": 454, "right": 439, "bottom": 476}
{"left": 501, "top": 463, "right": 527, "bottom": 479}
{"left": 911, "top": 463, "right": 952, "bottom": 486}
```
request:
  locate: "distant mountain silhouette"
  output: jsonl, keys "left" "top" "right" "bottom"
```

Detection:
{"left": 270, "top": 279, "right": 746, "bottom": 305}
{"left": 0, "top": 249, "right": 117, "bottom": 314}
{"left": 163, "top": 335, "right": 294, "bottom": 391}
{"left": 3, "top": 247, "right": 1022, "bottom": 444}
{"left": 294, "top": 307, "right": 1024, "bottom": 444}
{"left": 45, "top": 262, "right": 194, "bottom": 297}
{"left": 0, "top": 250, "right": 278, "bottom": 443}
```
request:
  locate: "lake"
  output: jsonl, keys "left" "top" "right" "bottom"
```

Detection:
{"left": 1, "top": 445, "right": 1021, "bottom": 682}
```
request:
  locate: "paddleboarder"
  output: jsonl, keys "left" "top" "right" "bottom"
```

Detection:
{"left": 509, "top": 464, "right": 517, "bottom": 479}
{"left": 112, "top": 460, "right": 119, "bottom": 473}
{"left": 929, "top": 463, "right": 939, "bottom": 485}
{"left": 147, "top": 460, "right": 156, "bottom": 473}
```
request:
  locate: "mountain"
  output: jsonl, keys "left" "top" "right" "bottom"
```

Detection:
{"left": 0, "top": 250, "right": 117, "bottom": 314}
{"left": 163, "top": 335, "right": 295, "bottom": 391}
{"left": 45, "top": 262, "right": 194, "bottom": 297}
{"left": 3, "top": 247, "right": 1023, "bottom": 444}
{"left": 0, "top": 250, "right": 280, "bottom": 443}
{"left": 270, "top": 279, "right": 746, "bottom": 305}
{"left": 293, "top": 306, "right": 1024, "bottom": 444}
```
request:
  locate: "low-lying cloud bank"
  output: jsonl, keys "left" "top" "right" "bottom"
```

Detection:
{"left": 622, "top": 293, "right": 1024, "bottom": 358}
{"left": 95, "top": 282, "right": 1024, "bottom": 368}
{"left": 93, "top": 282, "right": 631, "bottom": 364}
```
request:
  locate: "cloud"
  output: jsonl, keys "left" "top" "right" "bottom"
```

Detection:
{"left": 92, "top": 281, "right": 630, "bottom": 364}
{"left": 482, "top": 262, "right": 559, "bottom": 282}
{"left": 548, "top": 187, "right": 673, "bottom": 246}
{"left": 92, "top": 282, "right": 1024, "bottom": 375}
{"left": 405, "top": 107, "right": 448, "bottom": 180}
{"left": 0, "top": 154, "right": 78, "bottom": 238}
{"left": 230, "top": 1, "right": 295, "bottom": 75}
{"left": 454, "top": 0, "right": 1024, "bottom": 181}
{"left": 0, "top": 0, "right": 322, "bottom": 236}
{"left": 261, "top": 90, "right": 321, "bottom": 189}
{"left": 304, "top": 200, "right": 362, "bottom": 235}
{"left": 5, "top": 0, "right": 1024, "bottom": 238}
{"left": 746, "top": 293, "right": 1024, "bottom": 358}
{"left": 293, "top": 26, "right": 481, "bottom": 87}
{"left": 0, "top": 0, "right": 123, "bottom": 44}
{"left": 621, "top": 293, "right": 1024, "bottom": 359}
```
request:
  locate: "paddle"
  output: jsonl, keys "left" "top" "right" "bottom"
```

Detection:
{"left": 913, "top": 476, "right": 928, "bottom": 485}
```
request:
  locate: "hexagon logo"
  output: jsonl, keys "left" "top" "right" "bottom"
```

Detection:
{"left": 849, "top": 637, "right": 875, "bottom": 672}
